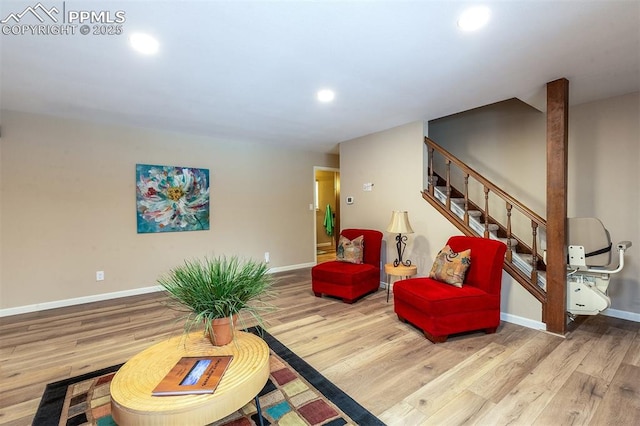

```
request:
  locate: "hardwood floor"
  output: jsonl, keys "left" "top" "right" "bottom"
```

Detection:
{"left": 316, "top": 248, "right": 336, "bottom": 263}
{"left": 1, "top": 268, "right": 639, "bottom": 425}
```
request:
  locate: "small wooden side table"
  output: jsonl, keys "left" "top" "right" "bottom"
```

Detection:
{"left": 384, "top": 263, "right": 418, "bottom": 302}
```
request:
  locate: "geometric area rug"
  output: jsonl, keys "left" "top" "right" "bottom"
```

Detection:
{"left": 33, "top": 327, "right": 385, "bottom": 426}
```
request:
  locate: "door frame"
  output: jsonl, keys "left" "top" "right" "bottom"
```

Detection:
{"left": 313, "top": 166, "right": 340, "bottom": 262}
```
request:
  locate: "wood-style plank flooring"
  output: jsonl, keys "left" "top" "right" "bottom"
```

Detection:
{"left": 316, "top": 248, "right": 336, "bottom": 264}
{"left": 1, "top": 268, "right": 639, "bottom": 425}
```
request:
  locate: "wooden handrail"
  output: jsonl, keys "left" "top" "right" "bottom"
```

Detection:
{"left": 425, "top": 137, "right": 545, "bottom": 226}
{"left": 423, "top": 136, "right": 548, "bottom": 307}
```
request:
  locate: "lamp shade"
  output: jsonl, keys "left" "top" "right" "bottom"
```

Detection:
{"left": 386, "top": 211, "right": 414, "bottom": 234}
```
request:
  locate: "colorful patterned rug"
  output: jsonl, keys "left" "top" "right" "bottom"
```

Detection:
{"left": 33, "top": 328, "right": 384, "bottom": 426}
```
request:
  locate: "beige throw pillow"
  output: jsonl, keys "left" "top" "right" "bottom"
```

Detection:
{"left": 428, "top": 245, "right": 471, "bottom": 287}
{"left": 336, "top": 235, "right": 364, "bottom": 264}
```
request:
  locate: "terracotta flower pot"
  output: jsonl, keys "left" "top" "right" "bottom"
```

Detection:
{"left": 206, "top": 315, "right": 237, "bottom": 346}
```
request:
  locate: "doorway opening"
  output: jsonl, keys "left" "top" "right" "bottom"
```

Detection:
{"left": 314, "top": 167, "right": 340, "bottom": 264}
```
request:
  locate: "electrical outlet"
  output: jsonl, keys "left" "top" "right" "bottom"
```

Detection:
{"left": 264, "top": 252, "right": 270, "bottom": 263}
{"left": 96, "top": 271, "right": 105, "bottom": 281}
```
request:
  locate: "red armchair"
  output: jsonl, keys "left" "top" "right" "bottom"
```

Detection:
{"left": 394, "top": 236, "right": 507, "bottom": 343}
{"left": 312, "top": 228, "right": 383, "bottom": 304}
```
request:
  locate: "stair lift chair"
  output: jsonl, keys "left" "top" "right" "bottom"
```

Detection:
{"left": 312, "top": 228, "right": 383, "bottom": 304}
{"left": 564, "top": 217, "right": 632, "bottom": 317}
{"left": 394, "top": 236, "right": 507, "bottom": 343}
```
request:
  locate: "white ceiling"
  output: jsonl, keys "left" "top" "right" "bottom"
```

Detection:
{"left": 1, "top": 1, "right": 639, "bottom": 154}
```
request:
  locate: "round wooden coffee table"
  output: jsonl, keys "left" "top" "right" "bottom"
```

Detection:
{"left": 111, "top": 330, "right": 270, "bottom": 426}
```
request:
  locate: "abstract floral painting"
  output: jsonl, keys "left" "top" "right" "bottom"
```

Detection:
{"left": 136, "top": 164, "right": 210, "bottom": 233}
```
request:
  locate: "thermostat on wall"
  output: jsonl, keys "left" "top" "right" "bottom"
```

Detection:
{"left": 346, "top": 196, "right": 354, "bottom": 205}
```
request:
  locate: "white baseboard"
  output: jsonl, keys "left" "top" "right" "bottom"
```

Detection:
{"left": 316, "top": 242, "right": 332, "bottom": 248}
{"left": 0, "top": 263, "right": 317, "bottom": 317}
{"left": 268, "top": 262, "right": 316, "bottom": 273}
{"left": 0, "top": 285, "right": 162, "bottom": 317}
{"left": 500, "top": 312, "right": 546, "bottom": 330}
{"left": 601, "top": 307, "right": 640, "bottom": 322}
{"left": 501, "top": 309, "right": 640, "bottom": 331}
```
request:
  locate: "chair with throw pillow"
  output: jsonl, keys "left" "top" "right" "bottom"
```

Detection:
{"left": 312, "top": 228, "right": 383, "bottom": 304}
{"left": 393, "top": 235, "right": 507, "bottom": 343}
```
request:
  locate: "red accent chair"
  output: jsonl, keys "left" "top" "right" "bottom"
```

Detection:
{"left": 394, "top": 236, "right": 507, "bottom": 343}
{"left": 312, "top": 229, "right": 383, "bottom": 304}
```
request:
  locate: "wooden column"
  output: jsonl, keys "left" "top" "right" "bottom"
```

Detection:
{"left": 545, "top": 78, "right": 569, "bottom": 335}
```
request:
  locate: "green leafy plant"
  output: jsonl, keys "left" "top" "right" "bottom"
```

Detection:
{"left": 158, "top": 255, "right": 274, "bottom": 339}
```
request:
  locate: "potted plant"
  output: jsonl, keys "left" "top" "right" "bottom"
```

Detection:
{"left": 158, "top": 255, "right": 274, "bottom": 346}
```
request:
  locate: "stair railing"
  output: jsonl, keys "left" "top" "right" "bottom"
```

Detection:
{"left": 424, "top": 137, "right": 547, "bottom": 305}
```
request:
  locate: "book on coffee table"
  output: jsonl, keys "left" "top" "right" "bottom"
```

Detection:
{"left": 152, "top": 355, "right": 233, "bottom": 396}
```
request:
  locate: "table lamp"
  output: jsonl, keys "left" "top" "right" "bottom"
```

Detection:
{"left": 387, "top": 211, "right": 414, "bottom": 267}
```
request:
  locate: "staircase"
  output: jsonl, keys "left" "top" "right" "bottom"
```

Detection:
{"left": 423, "top": 137, "right": 548, "bottom": 311}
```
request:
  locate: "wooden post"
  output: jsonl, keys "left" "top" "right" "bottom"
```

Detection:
{"left": 545, "top": 78, "right": 569, "bottom": 335}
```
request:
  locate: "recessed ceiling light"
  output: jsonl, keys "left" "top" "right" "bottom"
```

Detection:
{"left": 129, "top": 33, "right": 159, "bottom": 55}
{"left": 317, "top": 89, "right": 336, "bottom": 103}
{"left": 457, "top": 6, "right": 490, "bottom": 31}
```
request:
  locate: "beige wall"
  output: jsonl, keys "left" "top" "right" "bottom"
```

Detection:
{"left": 569, "top": 93, "right": 639, "bottom": 314}
{"left": 429, "top": 99, "right": 547, "bottom": 245}
{"left": 340, "top": 122, "right": 433, "bottom": 270}
{"left": 3, "top": 92, "right": 636, "bottom": 319}
{"left": 0, "top": 110, "right": 338, "bottom": 310}
{"left": 428, "top": 92, "right": 640, "bottom": 316}
{"left": 340, "top": 121, "right": 542, "bottom": 324}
